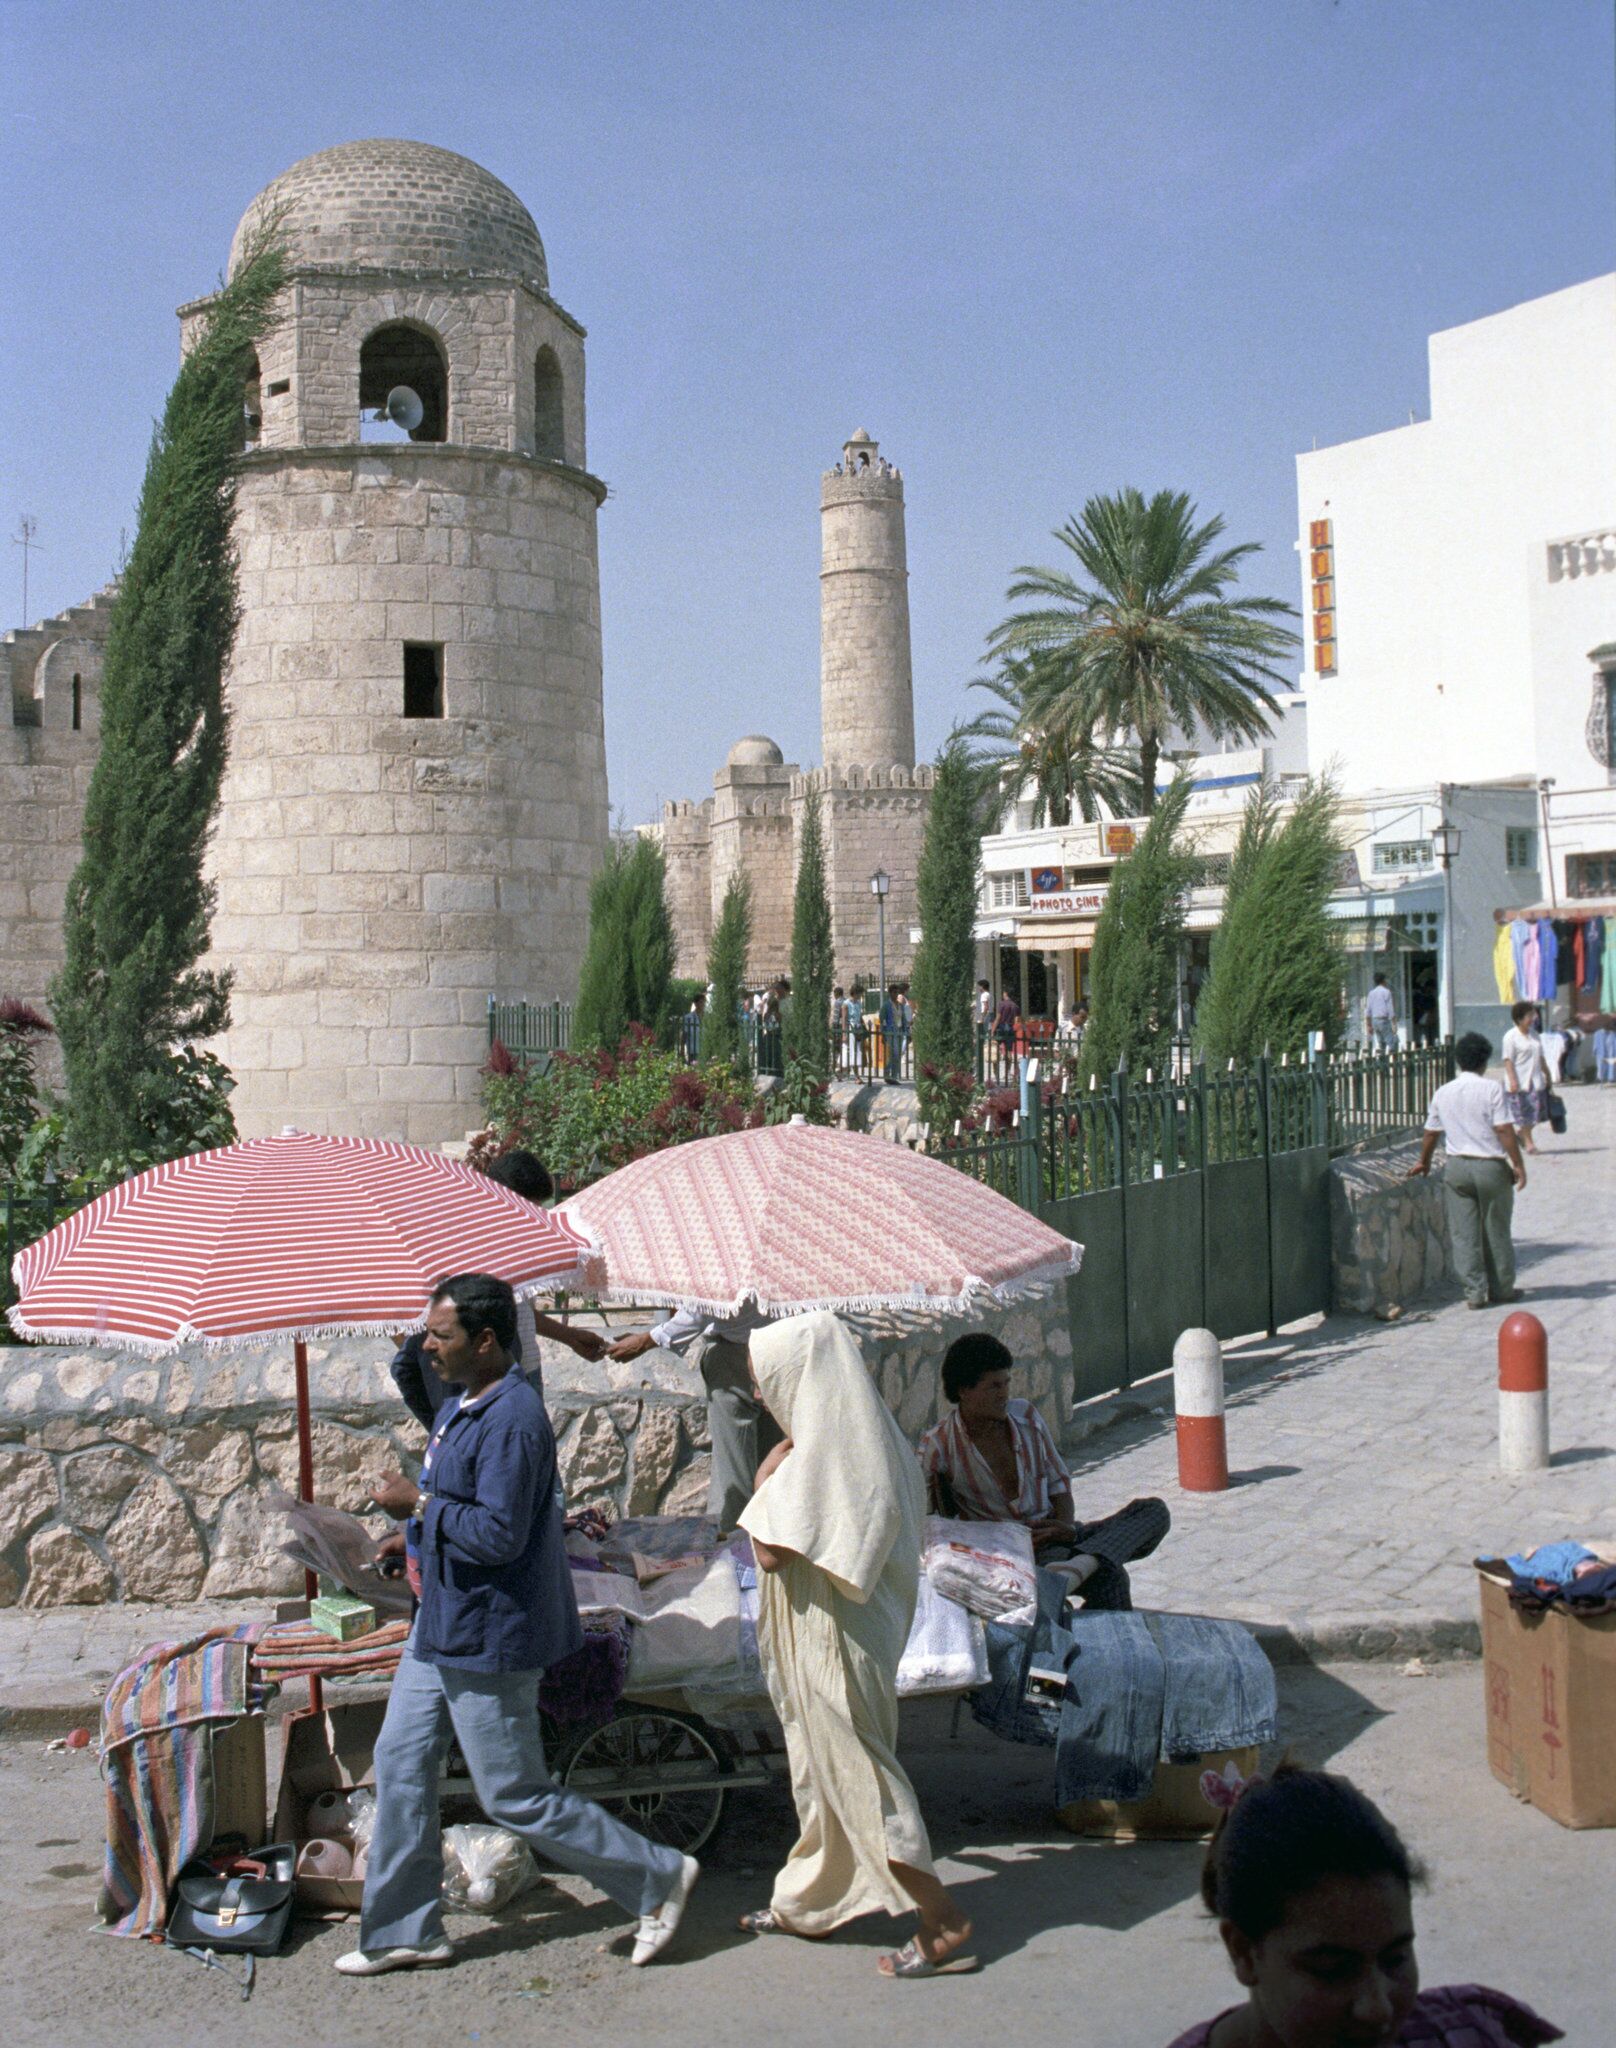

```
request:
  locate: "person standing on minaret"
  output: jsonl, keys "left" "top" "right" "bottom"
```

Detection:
{"left": 819, "top": 431, "right": 916, "bottom": 770}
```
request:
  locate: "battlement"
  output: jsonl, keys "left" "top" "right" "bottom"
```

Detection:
{"left": 795, "top": 761, "right": 936, "bottom": 797}
{"left": 660, "top": 795, "right": 714, "bottom": 826}
{"left": 821, "top": 463, "right": 904, "bottom": 506}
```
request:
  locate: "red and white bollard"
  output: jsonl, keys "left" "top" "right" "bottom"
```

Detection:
{"left": 1174, "top": 1327, "right": 1229, "bottom": 1492}
{"left": 1498, "top": 1311, "right": 1549, "bottom": 1473}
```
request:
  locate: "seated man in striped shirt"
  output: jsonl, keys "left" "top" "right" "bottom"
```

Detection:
{"left": 918, "top": 1332, "right": 1169, "bottom": 1610}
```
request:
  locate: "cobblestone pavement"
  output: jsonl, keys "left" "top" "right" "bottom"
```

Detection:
{"left": 1, "top": 1092, "right": 1609, "bottom": 1724}
{"left": 1071, "top": 1085, "right": 1616, "bottom": 1650}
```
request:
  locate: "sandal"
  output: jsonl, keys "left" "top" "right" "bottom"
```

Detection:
{"left": 879, "top": 1936, "right": 980, "bottom": 1979}
{"left": 738, "top": 1908, "right": 828, "bottom": 1940}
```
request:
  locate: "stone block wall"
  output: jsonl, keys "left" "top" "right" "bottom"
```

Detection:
{"left": 659, "top": 799, "right": 715, "bottom": 981}
{"left": 0, "top": 1289, "right": 1072, "bottom": 1607}
{"left": 1329, "top": 1136, "right": 1455, "bottom": 1315}
{"left": 710, "top": 759, "right": 798, "bottom": 984}
{"left": 803, "top": 764, "right": 933, "bottom": 986}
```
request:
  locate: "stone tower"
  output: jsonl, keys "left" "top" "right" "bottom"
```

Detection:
{"left": 819, "top": 429, "right": 915, "bottom": 771}
{"left": 186, "top": 140, "right": 609, "bottom": 1143}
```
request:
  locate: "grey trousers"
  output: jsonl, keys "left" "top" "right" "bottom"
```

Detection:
{"left": 1442, "top": 1154, "right": 1516, "bottom": 1305}
{"left": 359, "top": 1644, "right": 683, "bottom": 1952}
{"left": 693, "top": 1334, "right": 782, "bottom": 1533}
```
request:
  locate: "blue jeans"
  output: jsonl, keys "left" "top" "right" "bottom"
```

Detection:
{"left": 359, "top": 1644, "right": 684, "bottom": 1951}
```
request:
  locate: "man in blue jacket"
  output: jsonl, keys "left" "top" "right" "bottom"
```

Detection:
{"left": 339, "top": 1272, "right": 698, "bottom": 1977}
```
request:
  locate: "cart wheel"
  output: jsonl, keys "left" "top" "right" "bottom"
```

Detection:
{"left": 557, "top": 1705, "right": 730, "bottom": 1855}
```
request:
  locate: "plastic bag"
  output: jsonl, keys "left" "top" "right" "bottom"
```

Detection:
{"left": 897, "top": 1573, "right": 991, "bottom": 1696}
{"left": 441, "top": 1823, "right": 540, "bottom": 1912}
{"left": 345, "top": 1788, "right": 378, "bottom": 1860}
{"left": 922, "top": 1516, "right": 1038, "bottom": 1629}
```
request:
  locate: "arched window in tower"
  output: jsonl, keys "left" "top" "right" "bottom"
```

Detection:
{"left": 359, "top": 323, "right": 448, "bottom": 443}
{"left": 533, "top": 347, "right": 565, "bottom": 462}
{"left": 243, "top": 353, "right": 262, "bottom": 447}
{"left": 71, "top": 674, "right": 82, "bottom": 732}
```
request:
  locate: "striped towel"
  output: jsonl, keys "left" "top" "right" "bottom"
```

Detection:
{"left": 251, "top": 1616, "right": 409, "bottom": 1681}
{"left": 99, "top": 1625, "right": 263, "bottom": 1940}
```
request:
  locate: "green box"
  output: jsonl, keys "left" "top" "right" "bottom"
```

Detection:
{"left": 309, "top": 1593, "right": 377, "bottom": 1643}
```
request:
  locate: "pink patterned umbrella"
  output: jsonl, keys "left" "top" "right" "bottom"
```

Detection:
{"left": 559, "top": 1117, "right": 1081, "bottom": 1316}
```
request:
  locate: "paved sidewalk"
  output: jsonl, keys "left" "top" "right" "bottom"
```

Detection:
{"left": 1070, "top": 1084, "right": 1616, "bottom": 1653}
{"left": 1, "top": 1091, "right": 1610, "bottom": 1724}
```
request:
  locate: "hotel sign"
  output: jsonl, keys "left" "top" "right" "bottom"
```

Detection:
{"left": 1310, "top": 517, "right": 1337, "bottom": 675}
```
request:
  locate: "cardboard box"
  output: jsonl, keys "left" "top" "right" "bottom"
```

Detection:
{"left": 273, "top": 1699, "right": 390, "bottom": 1916}
{"left": 1479, "top": 1564, "right": 1616, "bottom": 1829}
{"left": 1056, "top": 1746, "right": 1259, "bottom": 1841}
{"left": 208, "top": 1713, "right": 268, "bottom": 1852}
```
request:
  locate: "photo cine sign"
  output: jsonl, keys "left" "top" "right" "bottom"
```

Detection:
{"left": 1025, "top": 884, "right": 1109, "bottom": 917}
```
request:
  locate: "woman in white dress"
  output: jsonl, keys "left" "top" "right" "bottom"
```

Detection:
{"left": 738, "top": 1311, "right": 977, "bottom": 1978}
{"left": 1501, "top": 1000, "right": 1549, "bottom": 1156}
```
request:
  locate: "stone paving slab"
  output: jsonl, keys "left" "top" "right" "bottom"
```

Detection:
{"left": 2, "top": 1091, "right": 1610, "bottom": 1725}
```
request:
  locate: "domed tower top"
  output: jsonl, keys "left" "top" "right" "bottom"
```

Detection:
{"left": 198, "top": 138, "right": 589, "bottom": 467}
{"left": 228, "top": 138, "right": 549, "bottom": 291}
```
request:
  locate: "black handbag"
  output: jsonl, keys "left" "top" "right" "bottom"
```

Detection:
{"left": 167, "top": 1843, "right": 296, "bottom": 1956}
{"left": 1547, "top": 1090, "right": 1567, "bottom": 1135}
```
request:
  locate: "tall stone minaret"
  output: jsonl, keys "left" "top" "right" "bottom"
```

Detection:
{"left": 819, "top": 429, "right": 915, "bottom": 770}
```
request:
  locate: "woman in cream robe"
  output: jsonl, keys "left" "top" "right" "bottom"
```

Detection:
{"left": 739, "top": 1311, "right": 975, "bottom": 1976}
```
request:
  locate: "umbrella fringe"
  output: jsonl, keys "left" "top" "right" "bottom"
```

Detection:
{"left": 6, "top": 1269, "right": 596, "bottom": 1356}
{"left": 578, "top": 1247, "right": 1083, "bottom": 1321}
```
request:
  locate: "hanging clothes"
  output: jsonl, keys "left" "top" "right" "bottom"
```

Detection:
{"left": 1602, "top": 918, "right": 1616, "bottom": 1013}
{"left": 1573, "top": 922, "right": 1587, "bottom": 993}
{"left": 1509, "top": 920, "right": 1529, "bottom": 1002}
{"left": 1492, "top": 925, "right": 1517, "bottom": 1004}
{"left": 1535, "top": 919, "right": 1558, "bottom": 1003}
{"left": 1522, "top": 921, "right": 1541, "bottom": 1005}
{"left": 1585, "top": 917, "right": 1605, "bottom": 995}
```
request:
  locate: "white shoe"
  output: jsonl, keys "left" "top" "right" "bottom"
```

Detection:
{"left": 334, "top": 1939, "right": 455, "bottom": 1976}
{"left": 631, "top": 1854, "right": 700, "bottom": 1966}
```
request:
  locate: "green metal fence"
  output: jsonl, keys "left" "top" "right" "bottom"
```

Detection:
{"left": 1, "top": 1183, "right": 72, "bottom": 1314}
{"left": 488, "top": 998, "right": 573, "bottom": 1066}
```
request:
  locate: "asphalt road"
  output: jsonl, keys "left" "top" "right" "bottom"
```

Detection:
{"left": 2, "top": 1660, "right": 1607, "bottom": 2047}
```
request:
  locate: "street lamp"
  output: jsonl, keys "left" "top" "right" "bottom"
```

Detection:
{"left": 869, "top": 868, "right": 890, "bottom": 1009}
{"left": 1432, "top": 820, "right": 1461, "bottom": 869}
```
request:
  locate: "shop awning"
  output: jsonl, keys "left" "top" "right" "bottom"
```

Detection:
{"left": 1016, "top": 919, "right": 1096, "bottom": 951}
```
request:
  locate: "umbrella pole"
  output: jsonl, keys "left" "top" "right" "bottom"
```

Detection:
{"left": 293, "top": 1340, "right": 324, "bottom": 1715}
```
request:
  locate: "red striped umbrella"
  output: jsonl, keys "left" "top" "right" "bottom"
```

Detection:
{"left": 559, "top": 1116, "right": 1081, "bottom": 1316}
{"left": 10, "top": 1132, "right": 596, "bottom": 1690}
{"left": 9, "top": 1132, "right": 596, "bottom": 1350}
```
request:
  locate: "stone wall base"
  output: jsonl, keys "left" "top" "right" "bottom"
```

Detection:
{"left": 1329, "top": 1136, "right": 1454, "bottom": 1316}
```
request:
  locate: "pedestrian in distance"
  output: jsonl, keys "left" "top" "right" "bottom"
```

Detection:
{"left": 350, "top": 1274, "right": 697, "bottom": 1977}
{"left": 682, "top": 987, "right": 706, "bottom": 1062}
{"left": 1405, "top": 1031, "right": 1527, "bottom": 1311}
{"left": 738, "top": 1312, "right": 977, "bottom": 1978}
{"left": 1500, "top": 1000, "right": 1549, "bottom": 1157}
{"left": 993, "top": 987, "right": 1020, "bottom": 1079}
{"left": 1164, "top": 1762, "right": 1561, "bottom": 2046}
{"left": 1365, "top": 972, "right": 1398, "bottom": 1052}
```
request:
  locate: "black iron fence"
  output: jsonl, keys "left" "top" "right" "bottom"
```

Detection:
{"left": 1, "top": 1182, "right": 74, "bottom": 1315}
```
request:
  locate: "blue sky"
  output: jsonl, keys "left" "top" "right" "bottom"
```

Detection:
{"left": 4, "top": 0, "right": 1612, "bottom": 824}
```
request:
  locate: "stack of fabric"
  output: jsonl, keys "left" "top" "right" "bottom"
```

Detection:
{"left": 250, "top": 1615, "right": 410, "bottom": 1683}
{"left": 1479, "top": 1540, "right": 1616, "bottom": 1614}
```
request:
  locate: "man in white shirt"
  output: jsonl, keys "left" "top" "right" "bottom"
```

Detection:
{"left": 1364, "top": 973, "right": 1398, "bottom": 1051}
{"left": 606, "top": 1304, "right": 777, "bottom": 1531}
{"left": 1406, "top": 1032, "right": 1528, "bottom": 1310}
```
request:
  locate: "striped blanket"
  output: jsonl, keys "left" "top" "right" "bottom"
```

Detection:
{"left": 100, "top": 1625, "right": 263, "bottom": 1940}
{"left": 250, "top": 1616, "right": 409, "bottom": 1681}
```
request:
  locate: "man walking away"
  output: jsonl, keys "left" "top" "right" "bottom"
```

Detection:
{"left": 1406, "top": 1033, "right": 1527, "bottom": 1311}
{"left": 1365, "top": 973, "right": 1398, "bottom": 1052}
{"left": 349, "top": 1274, "right": 697, "bottom": 1976}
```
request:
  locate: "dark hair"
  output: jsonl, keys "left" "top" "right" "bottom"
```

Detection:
{"left": 483, "top": 1149, "right": 554, "bottom": 1204}
{"left": 430, "top": 1272, "right": 519, "bottom": 1353}
{"left": 942, "top": 1331, "right": 1013, "bottom": 1403}
{"left": 1455, "top": 1030, "right": 1492, "bottom": 1073}
{"left": 1509, "top": 1000, "right": 1536, "bottom": 1026}
{"left": 1374, "top": 972, "right": 1388, "bottom": 985}
{"left": 1201, "top": 1765, "right": 1421, "bottom": 1940}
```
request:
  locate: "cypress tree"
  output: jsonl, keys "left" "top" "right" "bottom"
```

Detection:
{"left": 622, "top": 834, "right": 675, "bottom": 1042}
{"left": 785, "top": 786, "right": 833, "bottom": 1076}
{"left": 705, "top": 872, "right": 753, "bottom": 1075}
{"left": 1080, "top": 774, "right": 1197, "bottom": 1083}
{"left": 912, "top": 741, "right": 982, "bottom": 1121}
{"left": 573, "top": 845, "right": 633, "bottom": 1049}
{"left": 53, "top": 234, "right": 286, "bottom": 1167}
{"left": 1196, "top": 775, "right": 1346, "bottom": 1065}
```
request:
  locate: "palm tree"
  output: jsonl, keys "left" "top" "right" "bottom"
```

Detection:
{"left": 956, "top": 656, "right": 1144, "bottom": 828}
{"left": 988, "top": 488, "right": 1299, "bottom": 812}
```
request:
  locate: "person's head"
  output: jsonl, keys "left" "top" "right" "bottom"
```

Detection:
{"left": 424, "top": 1273, "right": 519, "bottom": 1389}
{"left": 1454, "top": 1031, "right": 1492, "bottom": 1074}
{"left": 833, "top": 985, "right": 844, "bottom": 999}
{"left": 691, "top": 989, "right": 707, "bottom": 1011}
{"left": 1373, "top": 973, "right": 1388, "bottom": 989}
{"left": 1510, "top": 1000, "right": 1537, "bottom": 1028}
{"left": 978, "top": 980, "right": 990, "bottom": 994}
{"left": 482, "top": 1148, "right": 554, "bottom": 1206}
{"left": 942, "top": 1332, "right": 1014, "bottom": 1422}
{"left": 1075, "top": 1000, "right": 1090, "bottom": 1020}
{"left": 1202, "top": 1766, "right": 1423, "bottom": 2048}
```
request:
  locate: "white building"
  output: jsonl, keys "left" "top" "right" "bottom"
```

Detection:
{"left": 1295, "top": 275, "right": 1616, "bottom": 1003}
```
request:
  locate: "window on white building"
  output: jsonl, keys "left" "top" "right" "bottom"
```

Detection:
{"left": 1568, "top": 852, "right": 1616, "bottom": 900}
{"left": 1372, "top": 840, "right": 1432, "bottom": 873}
{"left": 987, "top": 873, "right": 1031, "bottom": 910}
{"left": 1504, "top": 827, "right": 1537, "bottom": 871}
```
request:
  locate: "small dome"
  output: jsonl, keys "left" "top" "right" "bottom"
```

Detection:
{"left": 229, "top": 139, "right": 548, "bottom": 292}
{"left": 726, "top": 734, "right": 784, "bottom": 767}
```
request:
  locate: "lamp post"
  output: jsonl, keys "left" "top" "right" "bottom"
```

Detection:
{"left": 870, "top": 867, "right": 890, "bottom": 1008}
{"left": 1433, "top": 801, "right": 1461, "bottom": 1042}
